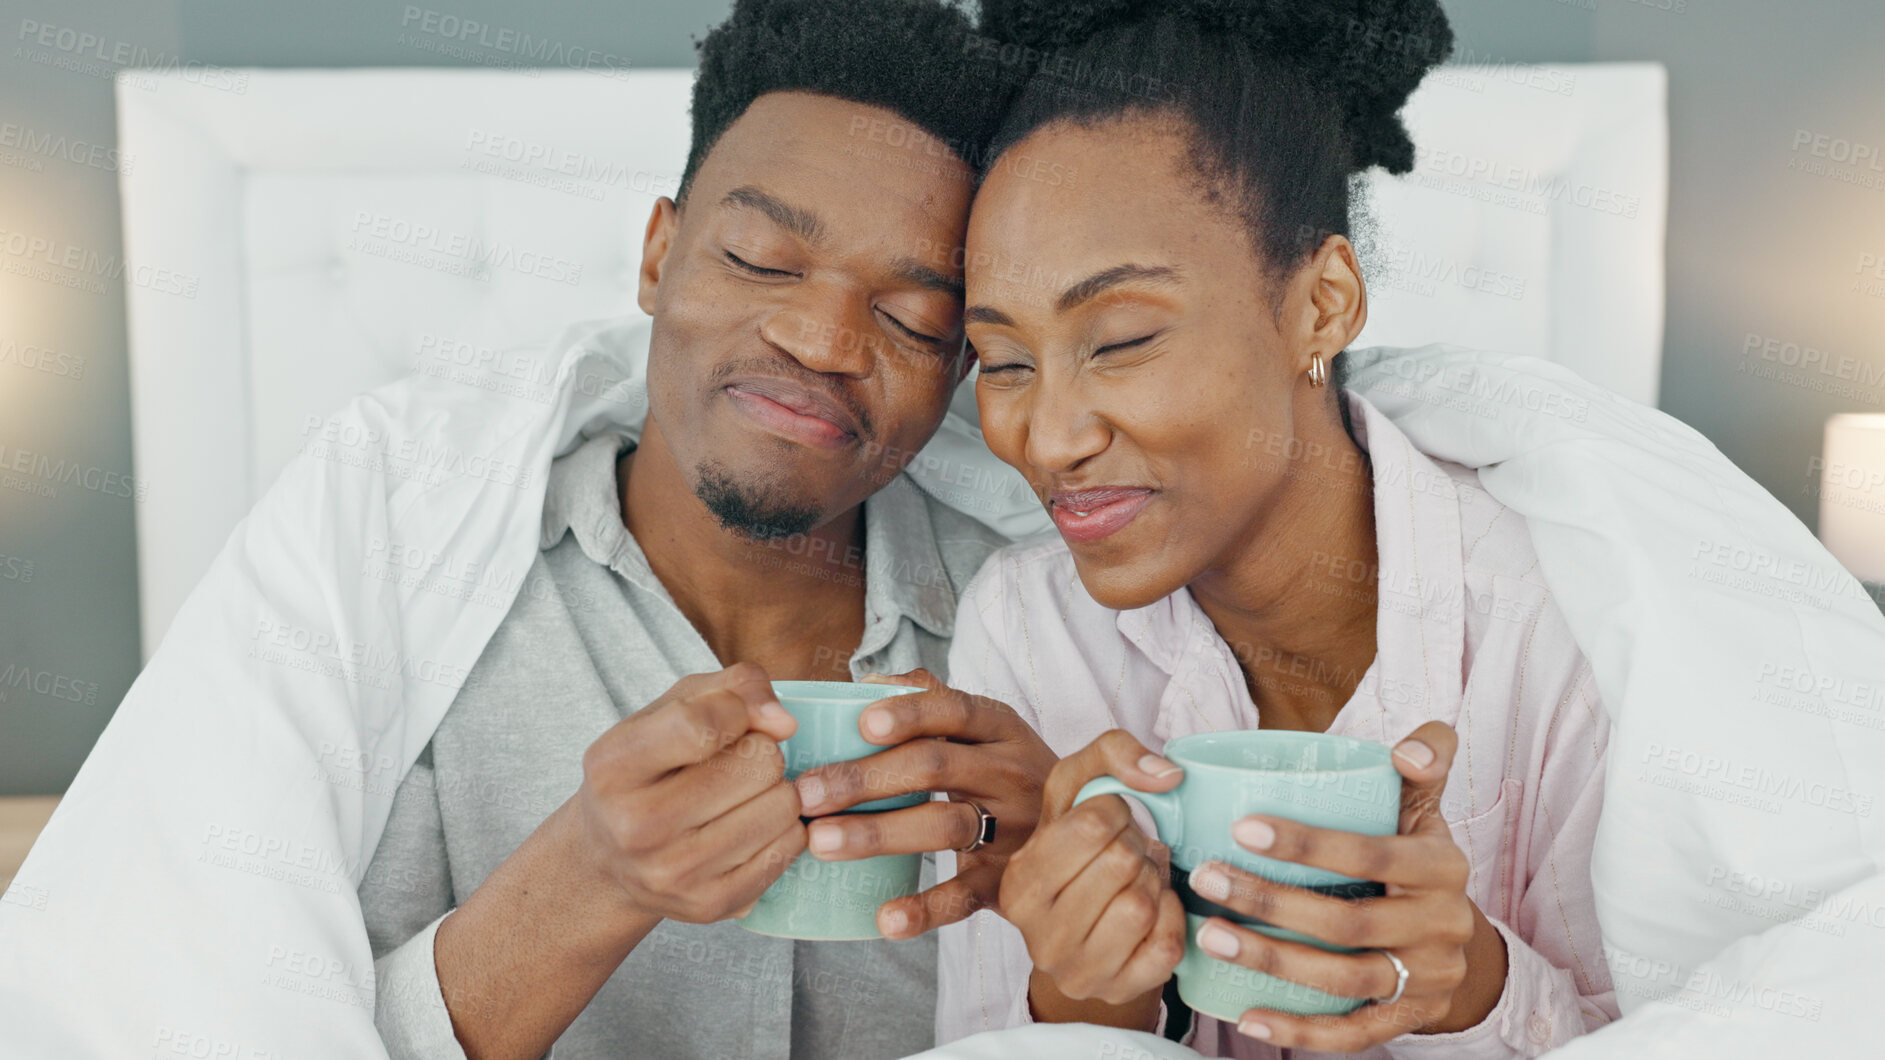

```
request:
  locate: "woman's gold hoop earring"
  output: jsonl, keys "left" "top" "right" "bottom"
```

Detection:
{"left": 1307, "top": 353, "right": 1328, "bottom": 388}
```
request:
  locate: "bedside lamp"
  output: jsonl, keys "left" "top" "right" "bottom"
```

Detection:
{"left": 1819, "top": 413, "right": 1885, "bottom": 609}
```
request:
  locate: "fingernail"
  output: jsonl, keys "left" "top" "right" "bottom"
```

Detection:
{"left": 1191, "top": 863, "right": 1231, "bottom": 901}
{"left": 879, "top": 906, "right": 910, "bottom": 936}
{"left": 1394, "top": 739, "right": 1436, "bottom": 770}
{"left": 796, "top": 775, "right": 826, "bottom": 810}
{"left": 858, "top": 672, "right": 889, "bottom": 684}
{"left": 1233, "top": 817, "right": 1275, "bottom": 851}
{"left": 1237, "top": 1017, "right": 1273, "bottom": 1041}
{"left": 758, "top": 701, "right": 795, "bottom": 728}
{"left": 1138, "top": 754, "right": 1182, "bottom": 779}
{"left": 863, "top": 708, "right": 895, "bottom": 740}
{"left": 1198, "top": 922, "right": 1240, "bottom": 959}
{"left": 808, "top": 821, "right": 843, "bottom": 855}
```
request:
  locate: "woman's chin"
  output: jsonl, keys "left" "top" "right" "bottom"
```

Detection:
{"left": 1067, "top": 552, "right": 1189, "bottom": 613}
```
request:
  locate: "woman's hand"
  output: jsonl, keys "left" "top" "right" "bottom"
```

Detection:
{"left": 999, "top": 730, "right": 1190, "bottom": 1029}
{"left": 1187, "top": 721, "right": 1509, "bottom": 1051}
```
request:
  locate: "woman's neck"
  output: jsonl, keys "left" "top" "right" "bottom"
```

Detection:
{"left": 1189, "top": 401, "right": 1380, "bottom": 734}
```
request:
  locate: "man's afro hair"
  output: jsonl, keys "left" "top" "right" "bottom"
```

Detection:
{"left": 679, "top": 0, "right": 1016, "bottom": 198}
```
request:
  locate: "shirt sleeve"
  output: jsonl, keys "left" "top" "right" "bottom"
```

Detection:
{"left": 936, "top": 560, "right": 1044, "bottom": 1045}
{"left": 1385, "top": 665, "right": 1618, "bottom": 1060}
{"left": 358, "top": 743, "right": 470, "bottom": 1060}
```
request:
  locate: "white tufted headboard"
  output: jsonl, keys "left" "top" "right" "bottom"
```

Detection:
{"left": 116, "top": 64, "right": 1666, "bottom": 660}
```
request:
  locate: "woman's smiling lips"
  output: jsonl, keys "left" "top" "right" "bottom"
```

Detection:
{"left": 1049, "top": 487, "right": 1154, "bottom": 544}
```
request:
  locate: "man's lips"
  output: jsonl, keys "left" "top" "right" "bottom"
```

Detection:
{"left": 723, "top": 377, "right": 861, "bottom": 450}
{"left": 1048, "top": 487, "right": 1154, "bottom": 544}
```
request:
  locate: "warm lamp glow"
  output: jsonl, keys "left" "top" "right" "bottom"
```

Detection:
{"left": 1820, "top": 413, "right": 1885, "bottom": 584}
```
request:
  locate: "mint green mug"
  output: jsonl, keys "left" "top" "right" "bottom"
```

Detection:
{"left": 739, "top": 680, "right": 926, "bottom": 940}
{"left": 1073, "top": 730, "right": 1401, "bottom": 1019}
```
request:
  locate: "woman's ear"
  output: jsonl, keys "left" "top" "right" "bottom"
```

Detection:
{"left": 1288, "top": 234, "right": 1368, "bottom": 374}
{"left": 636, "top": 197, "right": 680, "bottom": 316}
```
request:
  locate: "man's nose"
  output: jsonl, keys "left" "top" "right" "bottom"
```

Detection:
{"left": 759, "top": 282, "right": 877, "bottom": 378}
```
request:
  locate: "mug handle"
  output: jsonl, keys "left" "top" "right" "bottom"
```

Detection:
{"left": 1072, "top": 777, "right": 1184, "bottom": 849}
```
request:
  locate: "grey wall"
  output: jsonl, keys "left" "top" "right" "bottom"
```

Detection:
{"left": 1, "top": 0, "right": 1881, "bottom": 794}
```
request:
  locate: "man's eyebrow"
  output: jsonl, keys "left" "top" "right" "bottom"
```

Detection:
{"left": 964, "top": 305, "right": 1014, "bottom": 327}
{"left": 719, "top": 185, "right": 827, "bottom": 245}
{"left": 891, "top": 258, "right": 965, "bottom": 299}
{"left": 1056, "top": 264, "right": 1181, "bottom": 313}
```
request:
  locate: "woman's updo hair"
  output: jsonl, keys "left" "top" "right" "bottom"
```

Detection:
{"left": 975, "top": 0, "right": 1452, "bottom": 288}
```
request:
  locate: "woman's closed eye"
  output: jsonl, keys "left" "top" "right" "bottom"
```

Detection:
{"left": 1094, "top": 332, "right": 1160, "bottom": 356}
{"left": 972, "top": 345, "right": 1032, "bottom": 376}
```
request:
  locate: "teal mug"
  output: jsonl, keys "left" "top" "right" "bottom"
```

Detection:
{"left": 739, "top": 680, "right": 926, "bottom": 940}
{"left": 1073, "top": 730, "right": 1402, "bottom": 1019}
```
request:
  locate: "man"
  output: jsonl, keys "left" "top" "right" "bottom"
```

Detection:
{"left": 360, "top": 2, "right": 1055, "bottom": 1059}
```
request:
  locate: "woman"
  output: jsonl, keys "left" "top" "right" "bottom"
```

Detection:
{"left": 937, "top": 1, "right": 1616, "bottom": 1056}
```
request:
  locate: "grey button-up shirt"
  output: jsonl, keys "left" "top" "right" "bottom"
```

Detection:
{"left": 359, "top": 431, "right": 1006, "bottom": 1060}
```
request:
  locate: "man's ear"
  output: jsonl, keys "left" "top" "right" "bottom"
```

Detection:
{"left": 1288, "top": 234, "right": 1368, "bottom": 374}
{"left": 637, "top": 197, "right": 680, "bottom": 316}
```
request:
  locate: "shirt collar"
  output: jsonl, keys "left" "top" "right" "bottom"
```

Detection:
{"left": 1114, "top": 391, "right": 1467, "bottom": 726}
{"left": 1344, "top": 390, "right": 1467, "bottom": 726}
{"left": 543, "top": 434, "right": 956, "bottom": 639}
{"left": 859, "top": 473, "right": 959, "bottom": 639}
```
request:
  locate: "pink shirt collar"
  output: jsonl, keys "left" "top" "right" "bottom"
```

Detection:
{"left": 1112, "top": 392, "right": 1468, "bottom": 743}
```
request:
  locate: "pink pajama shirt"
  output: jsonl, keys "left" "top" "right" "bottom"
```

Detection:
{"left": 936, "top": 393, "right": 1617, "bottom": 1058}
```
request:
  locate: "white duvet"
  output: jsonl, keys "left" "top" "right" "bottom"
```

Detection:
{"left": 3, "top": 318, "right": 1882, "bottom": 1058}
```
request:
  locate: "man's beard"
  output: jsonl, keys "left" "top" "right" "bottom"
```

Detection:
{"left": 693, "top": 462, "right": 822, "bottom": 541}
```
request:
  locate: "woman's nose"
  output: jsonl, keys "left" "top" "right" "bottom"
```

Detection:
{"left": 1021, "top": 377, "right": 1109, "bottom": 474}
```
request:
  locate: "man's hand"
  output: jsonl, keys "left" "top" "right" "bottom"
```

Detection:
{"left": 431, "top": 663, "right": 805, "bottom": 1060}
{"left": 571, "top": 661, "right": 806, "bottom": 923}
{"left": 790, "top": 669, "right": 1057, "bottom": 938}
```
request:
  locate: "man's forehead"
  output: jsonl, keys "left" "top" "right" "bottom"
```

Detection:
{"left": 704, "top": 92, "right": 974, "bottom": 207}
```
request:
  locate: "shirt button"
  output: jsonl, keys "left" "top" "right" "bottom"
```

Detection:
{"left": 1526, "top": 1011, "right": 1551, "bottom": 1045}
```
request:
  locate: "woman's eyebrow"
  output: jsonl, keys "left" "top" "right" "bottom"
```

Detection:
{"left": 964, "top": 263, "right": 1180, "bottom": 327}
{"left": 1055, "top": 264, "right": 1180, "bottom": 313}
